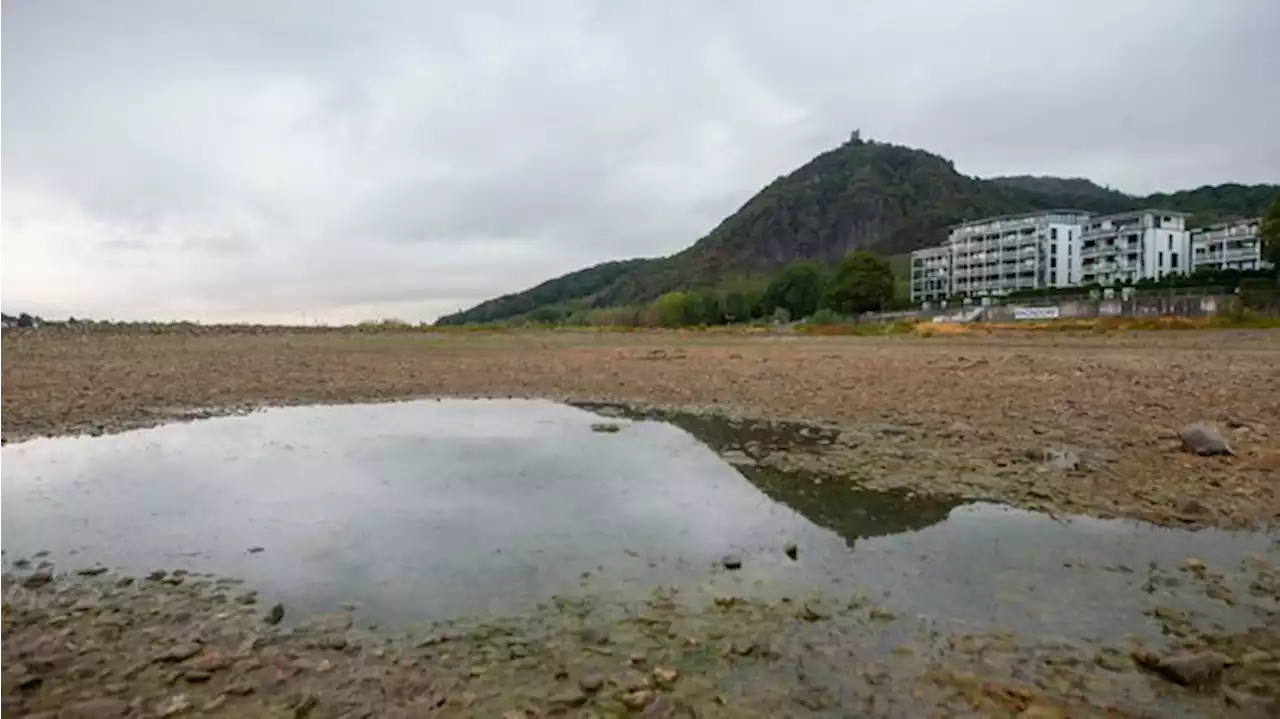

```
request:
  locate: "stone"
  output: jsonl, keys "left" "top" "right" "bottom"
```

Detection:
{"left": 651, "top": 666, "right": 678, "bottom": 686}
{"left": 590, "top": 422, "right": 621, "bottom": 434}
{"left": 621, "top": 690, "right": 655, "bottom": 710}
{"left": 800, "top": 600, "right": 828, "bottom": 622}
{"left": 640, "top": 697, "right": 693, "bottom": 719}
{"left": 57, "top": 698, "right": 129, "bottom": 719}
{"left": 247, "top": 546, "right": 265, "bottom": 553}
{"left": 183, "top": 670, "right": 212, "bottom": 683}
{"left": 22, "top": 569, "right": 54, "bottom": 588}
{"left": 148, "top": 570, "right": 168, "bottom": 581}
{"left": 577, "top": 673, "right": 604, "bottom": 693}
{"left": 155, "top": 643, "right": 203, "bottom": 663}
{"left": 265, "top": 602, "right": 285, "bottom": 625}
{"left": 549, "top": 689, "right": 587, "bottom": 709}
{"left": 154, "top": 694, "right": 193, "bottom": 717}
{"left": 1132, "top": 649, "right": 1234, "bottom": 686}
{"left": 946, "top": 421, "right": 975, "bottom": 437}
{"left": 617, "top": 669, "right": 652, "bottom": 692}
{"left": 720, "top": 554, "right": 743, "bottom": 570}
{"left": 783, "top": 541, "right": 798, "bottom": 560}
{"left": 579, "top": 625, "right": 610, "bottom": 645}
{"left": 1044, "top": 449, "right": 1080, "bottom": 471}
{"left": 1017, "top": 702, "right": 1067, "bottom": 719}
{"left": 75, "top": 566, "right": 109, "bottom": 576}
{"left": 1179, "top": 422, "right": 1232, "bottom": 456}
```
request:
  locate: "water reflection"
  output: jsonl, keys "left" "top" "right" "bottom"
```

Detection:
{"left": 2, "top": 399, "right": 1274, "bottom": 642}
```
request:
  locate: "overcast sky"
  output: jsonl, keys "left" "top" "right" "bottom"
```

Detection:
{"left": 3, "top": 0, "right": 1278, "bottom": 323}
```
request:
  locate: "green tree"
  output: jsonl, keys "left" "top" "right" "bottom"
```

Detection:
{"left": 685, "top": 289, "right": 724, "bottom": 325}
{"left": 653, "top": 291, "right": 691, "bottom": 328}
{"left": 1261, "top": 192, "right": 1280, "bottom": 278}
{"left": 762, "top": 261, "right": 824, "bottom": 319}
{"left": 822, "top": 251, "right": 896, "bottom": 315}
{"left": 723, "top": 291, "right": 748, "bottom": 323}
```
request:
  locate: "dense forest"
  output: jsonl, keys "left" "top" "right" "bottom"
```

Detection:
{"left": 438, "top": 136, "right": 1278, "bottom": 326}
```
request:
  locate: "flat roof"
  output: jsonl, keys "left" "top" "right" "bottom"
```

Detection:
{"left": 947, "top": 209, "right": 1093, "bottom": 231}
{"left": 1087, "top": 208, "right": 1192, "bottom": 221}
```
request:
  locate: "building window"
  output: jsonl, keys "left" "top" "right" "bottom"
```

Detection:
{"left": 1158, "top": 251, "right": 1164, "bottom": 267}
{"left": 1051, "top": 227, "right": 1058, "bottom": 240}
{"left": 1171, "top": 252, "right": 1179, "bottom": 269}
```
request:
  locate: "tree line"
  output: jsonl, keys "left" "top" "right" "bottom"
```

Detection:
{"left": 519, "top": 250, "right": 900, "bottom": 328}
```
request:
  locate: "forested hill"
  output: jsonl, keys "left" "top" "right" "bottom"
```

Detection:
{"left": 437, "top": 136, "right": 1277, "bottom": 325}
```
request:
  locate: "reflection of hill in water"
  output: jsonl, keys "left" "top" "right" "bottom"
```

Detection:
{"left": 736, "top": 466, "right": 960, "bottom": 544}
{"left": 643, "top": 408, "right": 961, "bottom": 544}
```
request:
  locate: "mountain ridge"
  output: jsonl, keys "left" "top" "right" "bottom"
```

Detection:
{"left": 438, "top": 137, "right": 1277, "bottom": 325}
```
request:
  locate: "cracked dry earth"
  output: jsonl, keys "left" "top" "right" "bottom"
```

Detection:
{"left": 3, "top": 327, "right": 1280, "bottom": 717}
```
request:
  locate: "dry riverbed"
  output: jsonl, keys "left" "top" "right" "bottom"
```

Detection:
{"left": 3, "top": 327, "right": 1279, "bottom": 716}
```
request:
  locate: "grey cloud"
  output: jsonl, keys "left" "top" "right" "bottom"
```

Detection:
{"left": 3, "top": 0, "right": 1278, "bottom": 322}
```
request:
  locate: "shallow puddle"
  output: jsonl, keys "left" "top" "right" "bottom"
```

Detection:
{"left": 2, "top": 399, "right": 1275, "bottom": 644}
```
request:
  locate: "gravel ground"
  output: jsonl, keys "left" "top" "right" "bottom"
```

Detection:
{"left": 3, "top": 327, "right": 1278, "bottom": 527}
{"left": 3, "top": 327, "right": 1279, "bottom": 717}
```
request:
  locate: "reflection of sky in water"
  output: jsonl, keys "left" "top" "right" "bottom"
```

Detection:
{"left": 2, "top": 399, "right": 1275, "bottom": 639}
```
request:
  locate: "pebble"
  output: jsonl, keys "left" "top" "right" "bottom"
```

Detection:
{"left": 549, "top": 688, "right": 588, "bottom": 708}
{"left": 56, "top": 697, "right": 129, "bottom": 719}
{"left": 652, "top": 666, "right": 679, "bottom": 686}
{"left": 154, "top": 694, "right": 193, "bottom": 717}
{"left": 154, "top": 643, "right": 203, "bottom": 663}
{"left": 720, "top": 554, "right": 743, "bottom": 570}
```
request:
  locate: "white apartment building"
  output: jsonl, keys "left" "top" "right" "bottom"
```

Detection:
{"left": 910, "top": 210, "right": 1090, "bottom": 302}
{"left": 908, "top": 245, "right": 951, "bottom": 303}
{"left": 1191, "top": 219, "right": 1269, "bottom": 272}
{"left": 1078, "top": 210, "right": 1190, "bottom": 286}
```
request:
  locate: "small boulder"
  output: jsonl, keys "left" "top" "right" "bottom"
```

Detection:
{"left": 1179, "top": 422, "right": 1232, "bottom": 456}
{"left": 1132, "top": 648, "right": 1234, "bottom": 686}
{"left": 264, "top": 602, "right": 285, "bottom": 625}
{"left": 720, "top": 554, "right": 743, "bottom": 571}
{"left": 577, "top": 673, "right": 604, "bottom": 693}
{"left": 22, "top": 569, "right": 53, "bottom": 588}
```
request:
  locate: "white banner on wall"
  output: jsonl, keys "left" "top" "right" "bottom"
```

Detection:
{"left": 1012, "top": 306, "right": 1060, "bottom": 321}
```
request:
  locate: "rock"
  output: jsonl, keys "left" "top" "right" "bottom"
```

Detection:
{"left": 265, "top": 602, "right": 285, "bottom": 625}
{"left": 590, "top": 422, "right": 621, "bottom": 434}
{"left": 1179, "top": 498, "right": 1207, "bottom": 515}
{"left": 800, "top": 600, "right": 828, "bottom": 622}
{"left": 869, "top": 608, "right": 897, "bottom": 622}
{"left": 247, "top": 546, "right": 265, "bottom": 553}
{"left": 579, "top": 626, "right": 610, "bottom": 646}
{"left": 154, "top": 694, "right": 193, "bottom": 717}
{"left": 1179, "top": 422, "right": 1232, "bottom": 456}
{"left": 1183, "top": 557, "right": 1207, "bottom": 573}
{"left": 640, "top": 697, "right": 693, "bottom": 719}
{"left": 1132, "top": 649, "right": 1234, "bottom": 686}
{"left": 720, "top": 554, "right": 743, "bottom": 570}
{"left": 183, "top": 670, "right": 211, "bottom": 683}
{"left": 578, "top": 673, "right": 604, "bottom": 693}
{"left": 651, "top": 666, "right": 678, "bottom": 686}
{"left": 22, "top": 569, "right": 54, "bottom": 588}
{"left": 783, "top": 541, "right": 798, "bottom": 560}
{"left": 946, "top": 421, "right": 975, "bottom": 437}
{"left": 57, "top": 698, "right": 129, "bottom": 718}
{"left": 199, "top": 696, "right": 227, "bottom": 713}
{"left": 617, "top": 670, "right": 652, "bottom": 692}
{"left": 1044, "top": 449, "right": 1080, "bottom": 471}
{"left": 154, "top": 643, "right": 203, "bottom": 663}
{"left": 75, "top": 566, "right": 109, "bottom": 576}
{"left": 148, "top": 570, "right": 167, "bottom": 581}
{"left": 1016, "top": 702, "right": 1067, "bottom": 719}
{"left": 549, "top": 689, "right": 587, "bottom": 709}
{"left": 621, "top": 690, "right": 655, "bottom": 710}
{"left": 225, "top": 682, "right": 255, "bottom": 696}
